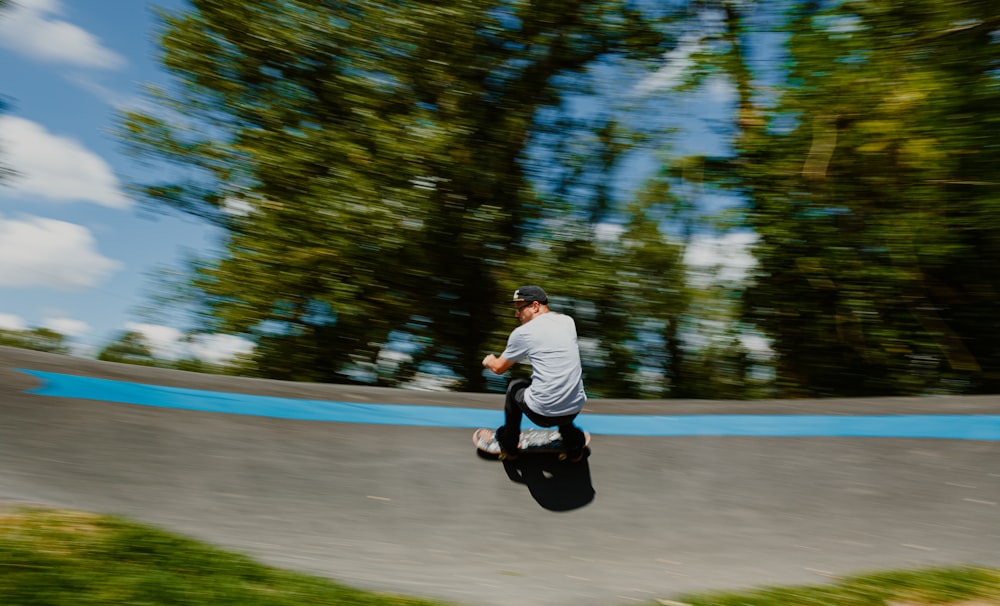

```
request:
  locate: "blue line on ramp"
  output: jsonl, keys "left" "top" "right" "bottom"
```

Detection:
{"left": 18, "top": 369, "right": 1000, "bottom": 440}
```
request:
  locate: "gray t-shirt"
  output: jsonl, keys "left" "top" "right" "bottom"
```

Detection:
{"left": 501, "top": 312, "right": 587, "bottom": 417}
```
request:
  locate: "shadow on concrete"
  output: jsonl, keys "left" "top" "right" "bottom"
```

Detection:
{"left": 499, "top": 450, "right": 595, "bottom": 511}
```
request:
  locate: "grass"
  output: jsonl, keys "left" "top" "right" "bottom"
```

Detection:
{"left": 1, "top": 507, "right": 997, "bottom": 606}
{"left": 675, "top": 567, "right": 1000, "bottom": 606}
{"left": 0, "top": 507, "right": 445, "bottom": 605}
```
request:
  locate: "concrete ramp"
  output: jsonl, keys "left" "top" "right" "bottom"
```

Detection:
{"left": 1, "top": 346, "right": 997, "bottom": 605}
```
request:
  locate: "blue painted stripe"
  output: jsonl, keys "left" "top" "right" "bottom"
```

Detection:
{"left": 18, "top": 369, "right": 1000, "bottom": 440}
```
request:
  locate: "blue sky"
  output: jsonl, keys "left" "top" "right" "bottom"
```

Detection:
{"left": 0, "top": 0, "right": 758, "bottom": 365}
{"left": 0, "top": 0, "right": 255, "bottom": 361}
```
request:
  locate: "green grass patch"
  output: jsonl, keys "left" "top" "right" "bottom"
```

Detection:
{"left": 0, "top": 507, "right": 448, "bottom": 605}
{"left": 1, "top": 507, "right": 997, "bottom": 606}
{"left": 675, "top": 566, "right": 1000, "bottom": 606}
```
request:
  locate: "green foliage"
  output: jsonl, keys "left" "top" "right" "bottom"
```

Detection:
{"left": 0, "top": 328, "right": 70, "bottom": 355}
{"left": 757, "top": 0, "right": 1000, "bottom": 396}
{"left": 118, "top": 0, "right": 673, "bottom": 391}
{"left": 0, "top": 508, "right": 445, "bottom": 605}
{"left": 94, "top": 330, "right": 242, "bottom": 374}
{"left": 679, "top": 566, "right": 1000, "bottom": 606}
{"left": 118, "top": 0, "right": 1000, "bottom": 398}
{"left": 677, "top": 0, "right": 1000, "bottom": 397}
{"left": 96, "top": 331, "right": 159, "bottom": 366}
{"left": 502, "top": 198, "right": 690, "bottom": 398}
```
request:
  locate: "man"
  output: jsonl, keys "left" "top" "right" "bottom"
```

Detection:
{"left": 482, "top": 285, "right": 588, "bottom": 461}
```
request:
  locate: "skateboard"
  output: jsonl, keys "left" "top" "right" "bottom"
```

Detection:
{"left": 473, "top": 428, "right": 591, "bottom": 461}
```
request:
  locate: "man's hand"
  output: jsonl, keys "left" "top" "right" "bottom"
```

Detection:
{"left": 482, "top": 354, "right": 515, "bottom": 375}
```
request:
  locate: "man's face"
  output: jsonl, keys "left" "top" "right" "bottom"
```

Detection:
{"left": 514, "top": 301, "right": 538, "bottom": 324}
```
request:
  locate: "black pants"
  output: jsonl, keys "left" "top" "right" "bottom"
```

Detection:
{"left": 501, "top": 379, "right": 585, "bottom": 450}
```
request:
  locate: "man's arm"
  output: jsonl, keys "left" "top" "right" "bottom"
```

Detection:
{"left": 482, "top": 354, "right": 516, "bottom": 375}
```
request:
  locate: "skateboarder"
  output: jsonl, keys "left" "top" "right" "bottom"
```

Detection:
{"left": 482, "top": 285, "right": 588, "bottom": 461}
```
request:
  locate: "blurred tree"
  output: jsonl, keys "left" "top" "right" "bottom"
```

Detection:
{"left": 118, "top": 0, "right": 672, "bottom": 389}
{"left": 490, "top": 0, "right": 769, "bottom": 400}
{"left": 680, "top": 0, "right": 1000, "bottom": 396}
{"left": 502, "top": 190, "right": 695, "bottom": 398}
{"left": 0, "top": 328, "right": 71, "bottom": 355}
{"left": 171, "top": 357, "right": 210, "bottom": 373}
{"left": 97, "top": 331, "right": 159, "bottom": 366}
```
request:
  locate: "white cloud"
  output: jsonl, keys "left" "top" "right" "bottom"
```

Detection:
{"left": 684, "top": 232, "right": 758, "bottom": 283}
{"left": 702, "top": 75, "right": 737, "bottom": 106}
{"left": 740, "top": 332, "right": 774, "bottom": 358}
{"left": 633, "top": 34, "right": 702, "bottom": 97}
{"left": 0, "top": 116, "right": 130, "bottom": 208}
{"left": 43, "top": 316, "right": 90, "bottom": 338}
{"left": 0, "top": 312, "right": 27, "bottom": 331}
{"left": 188, "top": 333, "right": 254, "bottom": 364}
{"left": 0, "top": 213, "right": 123, "bottom": 289}
{"left": 0, "top": 0, "right": 126, "bottom": 69}
{"left": 124, "top": 322, "right": 255, "bottom": 364}
{"left": 124, "top": 322, "right": 184, "bottom": 360}
{"left": 594, "top": 222, "right": 625, "bottom": 242}
{"left": 221, "top": 196, "right": 256, "bottom": 218}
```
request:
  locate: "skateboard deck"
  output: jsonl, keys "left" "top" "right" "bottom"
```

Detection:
{"left": 473, "top": 428, "right": 591, "bottom": 460}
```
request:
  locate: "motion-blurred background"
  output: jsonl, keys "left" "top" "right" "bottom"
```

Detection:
{"left": 2, "top": 0, "right": 998, "bottom": 401}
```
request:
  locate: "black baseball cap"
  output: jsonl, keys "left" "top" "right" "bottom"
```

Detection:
{"left": 510, "top": 285, "right": 548, "bottom": 305}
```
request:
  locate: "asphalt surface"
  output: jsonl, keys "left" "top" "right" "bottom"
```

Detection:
{"left": 1, "top": 345, "right": 998, "bottom": 605}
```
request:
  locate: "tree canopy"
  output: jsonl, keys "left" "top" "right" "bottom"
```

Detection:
{"left": 0, "top": 328, "right": 70, "bottom": 355}
{"left": 120, "top": 0, "right": 677, "bottom": 390}
{"left": 682, "top": 0, "right": 1000, "bottom": 396}
{"left": 119, "top": 0, "right": 1000, "bottom": 399}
